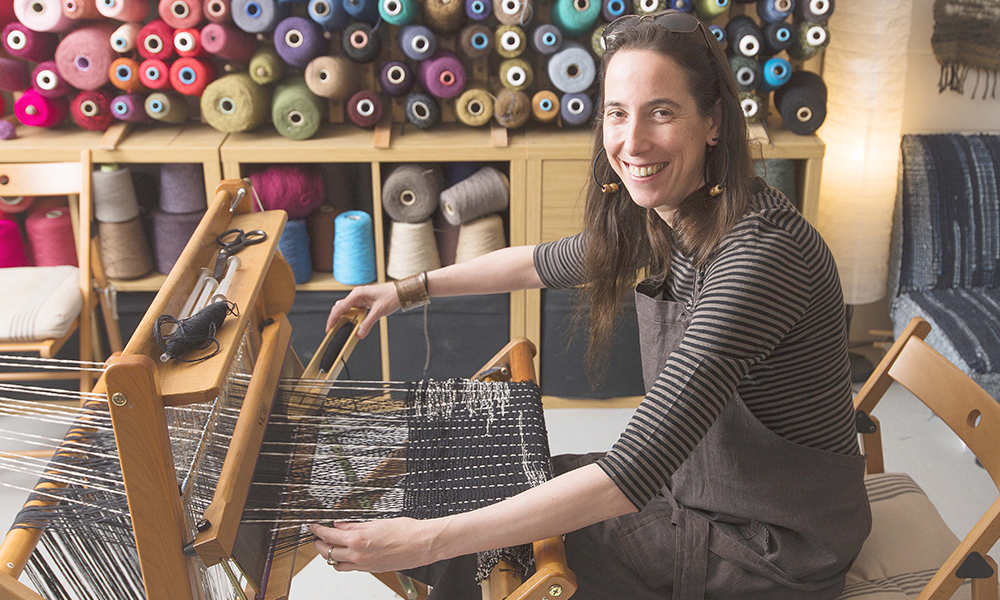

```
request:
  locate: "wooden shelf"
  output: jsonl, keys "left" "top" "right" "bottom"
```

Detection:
{"left": 111, "top": 273, "right": 167, "bottom": 293}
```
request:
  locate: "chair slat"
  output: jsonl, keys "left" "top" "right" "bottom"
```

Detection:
{"left": 0, "top": 162, "right": 84, "bottom": 197}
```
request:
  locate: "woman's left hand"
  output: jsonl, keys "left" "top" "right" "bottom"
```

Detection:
{"left": 310, "top": 518, "right": 444, "bottom": 573}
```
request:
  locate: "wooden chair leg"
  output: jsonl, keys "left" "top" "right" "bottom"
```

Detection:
{"left": 972, "top": 556, "right": 998, "bottom": 600}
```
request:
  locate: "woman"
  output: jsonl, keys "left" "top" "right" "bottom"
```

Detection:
{"left": 314, "top": 11, "right": 871, "bottom": 599}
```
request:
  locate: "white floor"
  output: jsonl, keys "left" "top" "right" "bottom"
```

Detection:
{"left": 1, "top": 381, "right": 997, "bottom": 598}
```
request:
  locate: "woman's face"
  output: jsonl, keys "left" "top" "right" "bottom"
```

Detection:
{"left": 602, "top": 49, "right": 719, "bottom": 222}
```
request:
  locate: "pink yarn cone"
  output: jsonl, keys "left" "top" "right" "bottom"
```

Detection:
{"left": 248, "top": 166, "right": 325, "bottom": 219}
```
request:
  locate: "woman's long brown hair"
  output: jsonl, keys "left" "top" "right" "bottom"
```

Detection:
{"left": 580, "top": 18, "right": 757, "bottom": 380}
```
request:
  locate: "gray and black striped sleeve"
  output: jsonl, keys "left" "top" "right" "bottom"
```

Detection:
{"left": 533, "top": 233, "right": 587, "bottom": 289}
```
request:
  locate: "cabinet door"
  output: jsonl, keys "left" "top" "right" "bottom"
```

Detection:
{"left": 541, "top": 160, "right": 590, "bottom": 243}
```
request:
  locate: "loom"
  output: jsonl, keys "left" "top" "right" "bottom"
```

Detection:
{"left": 0, "top": 180, "right": 577, "bottom": 600}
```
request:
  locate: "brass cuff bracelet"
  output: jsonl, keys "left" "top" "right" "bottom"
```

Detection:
{"left": 394, "top": 271, "right": 430, "bottom": 312}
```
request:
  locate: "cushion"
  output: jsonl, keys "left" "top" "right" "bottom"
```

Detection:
{"left": 0, "top": 266, "right": 81, "bottom": 342}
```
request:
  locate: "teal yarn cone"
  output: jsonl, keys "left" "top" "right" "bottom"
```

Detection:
{"left": 333, "top": 210, "right": 377, "bottom": 285}
{"left": 551, "top": 0, "right": 600, "bottom": 39}
{"left": 378, "top": 0, "right": 417, "bottom": 25}
{"left": 272, "top": 75, "right": 324, "bottom": 140}
{"left": 279, "top": 218, "right": 313, "bottom": 284}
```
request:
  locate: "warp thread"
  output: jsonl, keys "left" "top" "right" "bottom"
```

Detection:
{"left": 95, "top": 0, "right": 148, "bottom": 22}
{"left": 455, "top": 213, "right": 505, "bottom": 263}
{"left": 0, "top": 195, "right": 33, "bottom": 214}
{"left": 530, "top": 23, "right": 561, "bottom": 54}
{"left": 15, "top": 89, "right": 67, "bottom": 127}
{"left": 439, "top": 166, "right": 509, "bottom": 225}
{"left": 279, "top": 218, "right": 313, "bottom": 284}
{"left": 465, "top": 0, "right": 490, "bottom": 20}
{"left": 794, "top": 0, "right": 833, "bottom": 24}
{"left": 758, "top": 56, "right": 791, "bottom": 93}
{"left": 761, "top": 20, "right": 793, "bottom": 56}
{"left": 495, "top": 24, "right": 525, "bottom": 58}
{"left": 386, "top": 219, "right": 441, "bottom": 280}
{"left": 729, "top": 55, "right": 760, "bottom": 92}
{"left": 755, "top": 0, "right": 791, "bottom": 23}
{"left": 378, "top": 0, "right": 417, "bottom": 25}
{"left": 382, "top": 164, "right": 442, "bottom": 223}
{"left": 14, "top": 0, "right": 73, "bottom": 32}
{"left": 739, "top": 90, "right": 763, "bottom": 123}
{"left": 205, "top": 0, "right": 232, "bottom": 23}
{"left": 493, "top": 0, "right": 532, "bottom": 25}
{"left": 160, "top": 163, "right": 207, "bottom": 213}
{"left": 249, "top": 164, "right": 325, "bottom": 218}
{"left": 251, "top": 45, "right": 285, "bottom": 85}
{"left": 787, "top": 21, "right": 828, "bottom": 61}
{"left": 333, "top": 210, "right": 377, "bottom": 285}
{"left": 601, "top": 0, "right": 629, "bottom": 22}
{"left": 109, "top": 57, "right": 145, "bottom": 93}
{"left": 62, "top": 0, "right": 101, "bottom": 20}
{"left": 343, "top": 0, "right": 379, "bottom": 24}
{"left": 694, "top": 0, "right": 727, "bottom": 21}
{"left": 173, "top": 28, "right": 205, "bottom": 57}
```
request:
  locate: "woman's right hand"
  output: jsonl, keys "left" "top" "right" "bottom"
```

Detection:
{"left": 326, "top": 282, "right": 401, "bottom": 339}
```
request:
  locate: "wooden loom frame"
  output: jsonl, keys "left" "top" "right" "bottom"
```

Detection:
{"left": 0, "top": 179, "right": 576, "bottom": 600}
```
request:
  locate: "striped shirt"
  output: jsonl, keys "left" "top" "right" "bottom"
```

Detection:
{"left": 533, "top": 182, "right": 860, "bottom": 508}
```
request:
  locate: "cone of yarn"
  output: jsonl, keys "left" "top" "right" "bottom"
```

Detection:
{"left": 787, "top": 22, "right": 828, "bottom": 61}
{"left": 455, "top": 87, "right": 492, "bottom": 126}
{"left": 550, "top": 0, "right": 599, "bottom": 38}
{"left": 341, "top": 21, "right": 380, "bottom": 64}
{"left": 70, "top": 89, "right": 114, "bottom": 130}
{"left": 62, "top": 0, "right": 101, "bottom": 20}
{"left": 560, "top": 91, "right": 593, "bottom": 126}
{"left": 424, "top": 0, "right": 465, "bottom": 33}
{"left": 110, "top": 57, "right": 146, "bottom": 92}
{"left": 492, "top": 88, "right": 529, "bottom": 129}
{"left": 15, "top": 89, "right": 67, "bottom": 127}
{"left": 0, "top": 195, "right": 33, "bottom": 213}
{"left": 590, "top": 22, "right": 605, "bottom": 57}
{"left": 0, "top": 57, "right": 29, "bottom": 91}
{"left": 772, "top": 71, "right": 826, "bottom": 134}
{"left": 170, "top": 56, "right": 217, "bottom": 96}
{"left": 405, "top": 92, "right": 438, "bottom": 129}
{"left": 465, "top": 0, "right": 490, "bottom": 20}
{"left": 152, "top": 208, "right": 203, "bottom": 274}
{"left": 14, "top": 0, "right": 73, "bottom": 32}
{"left": 531, "top": 89, "right": 559, "bottom": 123}
{"left": 307, "top": 204, "right": 339, "bottom": 272}
{"left": 729, "top": 54, "right": 760, "bottom": 92}
{"left": 386, "top": 219, "right": 441, "bottom": 280}
{"left": 174, "top": 28, "right": 205, "bottom": 57}
{"left": 601, "top": 0, "right": 629, "bottom": 22}
{"left": 499, "top": 57, "right": 532, "bottom": 91}
{"left": 333, "top": 210, "right": 376, "bottom": 285}
{"left": 55, "top": 24, "right": 117, "bottom": 90}
{"left": 530, "top": 23, "right": 561, "bottom": 54}
{"left": 145, "top": 91, "right": 189, "bottom": 122}
{"left": 494, "top": 24, "right": 525, "bottom": 58}
{"left": 139, "top": 58, "right": 171, "bottom": 90}
{"left": 794, "top": 0, "right": 833, "bottom": 23}
{"left": 432, "top": 207, "right": 459, "bottom": 266}
{"left": 307, "top": 0, "right": 350, "bottom": 30}
{"left": 160, "top": 163, "right": 207, "bottom": 213}
{"left": 343, "top": 0, "right": 378, "bottom": 23}
{"left": 96, "top": 0, "right": 149, "bottom": 22}
{"left": 454, "top": 214, "right": 505, "bottom": 263}
{"left": 159, "top": 0, "right": 203, "bottom": 29}
{"left": 272, "top": 75, "right": 323, "bottom": 140}
{"left": 439, "top": 167, "right": 509, "bottom": 226}
{"left": 111, "top": 93, "right": 149, "bottom": 122}
{"left": 250, "top": 45, "right": 285, "bottom": 85}
{"left": 248, "top": 164, "right": 324, "bottom": 218}
{"left": 32, "top": 60, "right": 71, "bottom": 97}
{"left": 137, "top": 20, "right": 176, "bottom": 60}
{"left": 547, "top": 42, "right": 595, "bottom": 93}
{"left": 304, "top": 55, "right": 358, "bottom": 100}
{"left": 725, "top": 15, "right": 762, "bottom": 58}
{"left": 204, "top": 0, "right": 231, "bottom": 23}
{"left": 493, "top": 0, "right": 531, "bottom": 25}
{"left": 3, "top": 22, "right": 57, "bottom": 62}
{"left": 98, "top": 218, "right": 154, "bottom": 279}
{"left": 417, "top": 48, "right": 466, "bottom": 99}
{"left": 0, "top": 219, "right": 29, "bottom": 268}
{"left": 381, "top": 164, "right": 441, "bottom": 223}
{"left": 377, "top": 0, "right": 416, "bottom": 26}
{"left": 739, "top": 90, "right": 763, "bottom": 123}
{"left": 378, "top": 60, "right": 413, "bottom": 96}
{"left": 93, "top": 164, "right": 141, "bottom": 223}
{"left": 26, "top": 204, "right": 77, "bottom": 266}
{"left": 346, "top": 90, "right": 382, "bottom": 128}
{"left": 200, "top": 22, "right": 256, "bottom": 62}
{"left": 0, "top": 0, "right": 15, "bottom": 25}
{"left": 398, "top": 23, "right": 436, "bottom": 61}
{"left": 279, "top": 218, "right": 312, "bottom": 284}
{"left": 232, "top": 0, "right": 288, "bottom": 33}
{"left": 274, "top": 16, "right": 323, "bottom": 69}
{"left": 110, "top": 22, "right": 140, "bottom": 53}
{"left": 458, "top": 23, "right": 491, "bottom": 58}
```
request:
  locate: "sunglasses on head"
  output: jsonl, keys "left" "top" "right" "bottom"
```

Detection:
{"left": 602, "top": 10, "right": 715, "bottom": 51}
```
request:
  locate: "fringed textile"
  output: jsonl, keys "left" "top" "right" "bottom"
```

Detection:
{"left": 932, "top": 0, "right": 1000, "bottom": 97}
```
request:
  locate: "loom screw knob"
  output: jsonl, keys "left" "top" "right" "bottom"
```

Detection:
{"left": 548, "top": 584, "right": 563, "bottom": 597}
{"left": 197, "top": 519, "right": 211, "bottom": 532}
{"left": 111, "top": 392, "right": 127, "bottom": 406}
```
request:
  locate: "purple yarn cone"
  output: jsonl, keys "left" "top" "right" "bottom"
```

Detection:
{"left": 111, "top": 94, "right": 150, "bottom": 122}
{"left": 274, "top": 16, "right": 324, "bottom": 69}
{"left": 378, "top": 60, "right": 414, "bottom": 96}
{"left": 416, "top": 48, "right": 466, "bottom": 99}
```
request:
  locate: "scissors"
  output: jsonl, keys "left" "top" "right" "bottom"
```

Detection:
{"left": 213, "top": 228, "right": 267, "bottom": 279}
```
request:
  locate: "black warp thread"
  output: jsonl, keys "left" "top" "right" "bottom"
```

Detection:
{"left": 154, "top": 301, "right": 239, "bottom": 363}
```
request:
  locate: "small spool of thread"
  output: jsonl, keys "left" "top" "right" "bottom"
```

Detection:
{"left": 590, "top": 22, "right": 605, "bottom": 57}
{"left": 495, "top": 24, "right": 525, "bottom": 58}
{"left": 493, "top": 0, "right": 531, "bottom": 25}
{"left": 632, "top": 0, "right": 664, "bottom": 14}
{"left": 110, "top": 22, "right": 140, "bottom": 53}
{"left": 346, "top": 89, "right": 382, "bottom": 128}
{"left": 0, "top": 57, "right": 29, "bottom": 92}
{"left": 417, "top": 48, "right": 466, "bottom": 99}
{"left": 729, "top": 55, "right": 760, "bottom": 92}
{"left": 787, "top": 22, "right": 828, "bottom": 61}
{"left": 0, "top": 195, "right": 34, "bottom": 214}
{"left": 111, "top": 93, "right": 150, "bottom": 122}
{"left": 248, "top": 165, "right": 324, "bottom": 217}
{"left": 773, "top": 70, "right": 826, "bottom": 134}
{"left": 54, "top": 24, "right": 118, "bottom": 90}
{"left": 398, "top": 24, "right": 436, "bottom": 61}
{"left": 272, "top": 75, "right": 323, "bottom": 140}
{"left": 548, "top": 41, "right": 595, "bottom": 94}
{"left": 756, "top": 0, "right": 792, "bottom": 23}
{"left": 378, "top": 60, "right": 413, "bottom": 96}
{"left": 382, "top": 164, "right": 441, "bottom": 223}
{"left": 424, "top": 0, "right": 466, "bottom": 35}
{"left": 725, "top": 15, "right": 762, "bottom": 58}
{"left": 304, "top": 54, "right": 359, "bottom": 99}
{"left": 71, "top": 89, "right": 114, "bottom": 130}
{"left": 342, "top": 21, "right": 380, "bottom": 63}
{"left": 201, "top": 22, "right": 256, "bottom": 61}
{"left": 343, "top": 0, "right": 379, "bottom": 24}
{"left": 333, "top": 210, "right": 377, "bottom": 285}
{"left": 378, "top": 0, "right": 416, "bottom": 25}
{"left": 551, "top": 0, "right": 599, "bottom": 38}
{"left": 170, "top": 56, "right": 217, "bottom": 95}
{"left": 761, "top": 21, "right": 793, "bottom": 56}
{"left": 405, "top": 92, "right": 438, "bottom": 129}
{"left": 499, "top": 57, "right": 532, "bottom": 91}
{"left": 32, "top": 60, "right": 71, "bottom": 97}
{"left": 455, "top": 87, "right": 492, "bottom": 127}
{"left": 15, "top": 89, "right": 67, "bottom": 126}
{"left": 458, "top": 23, "right": 491, "bottom": 59}
{"left": 307, "top": 204, "right": 339, "bottom": 272}
{"left": 386, "top": 220, "right": 441, "bottom": 280}
{"left": 174, "top": 28, "right": 205, "bottom": 57}
{"left": 601, "top": 0, "right": 628, "bottom": 22}
{"left": 137, "top": 21, "right": 176, "bottom": 61}
{"left": 794, "top": 0, "right": 833, "bottom": 24}
{"left": 159, "top": 0, "right": 203, "bottom": 29}
{"left": 693, "top": 0, "right": 727, "bottom": 21}
{"left": 560, "top": 91, "right": 592, "bottom": 126}
{"left": 454, "top": 214, "right": 505, "bottom": 263}
{"left": 200, "top": 71, "right": 270, "bottom": 132}
{"left": 152, "top": 208, "right": 203, "bottom": 274}
{"left": 205, "top": 0, "right": 231, "bottom": 22}
{"left": 160, "top": 163, "right": 206, "bottom": 213}
{"left": 3, "top": 22, "right": 57, "bottom": 62}
{"left": 232, "top": 0, "right": 288, "bottom": 34}
{"left": 439, "top": 166, "right": 508, "bottom": 225}
{"left": 465, "top": 0, "right": 490, "bottom": 20}
{"left": 26, "top": 204, "right": 77, "bottom": 266}
{"left": 758, "top": 56, "right": 791, "bottom": 92}
{"left": 98, "top": 218, "right": 154, "bottom": 279}
{"left": 96, "top": 0, "right": 150, "bottom": 23}
{"left": 531, "top": 89, "right": 558, "bottom": 123}
{"left": 15, "top": 0, "right": 73, "bottom": 32}
{"left": 139, "top": 58, "right": 171, "bottom": 90}
{"left": 250, "top": 45, "right": 285, "bottom": 84}
{"left": 93, "top": 163, "right": 141, "bottom": 223}
{"left": 273, "top": 16, "right": 323, "bottom": 69}
{"left": 279, "top": 219, "right": 313, "bottom": 284}
{"left": 110, "top": 57, "right": 146, "bottom": 92}
{"left": 530, "top": 23, "right": 561, "bottom": 54}
{"left": 307, "top": 0, "right": 349, "bottom": 30}
{"left": 0, "top": 220, "right": 29, "bottom": 268}
{"left": 493, "top": 88, "right": 528, "bottom": 128}
{"left": 708, "top": 23, "right": 725, "bottom": 47}
{"left": 145, "top": 91, "right": 189, "bottom": 122}
{"left": 738, "top": 90, "right": 763, "bottom": 123}
{"left": 62, "top": 0, "right": 101, "bottom": 20}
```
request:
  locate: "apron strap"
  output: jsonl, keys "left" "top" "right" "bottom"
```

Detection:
{"left": 672, "top": 506, "right": 710, "bottom": 600}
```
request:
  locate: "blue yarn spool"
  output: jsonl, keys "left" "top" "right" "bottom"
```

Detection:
{"left": 531, "top": 23, "right": 561, "bottom": 54}
{"left": 465, "top": 0, "right": 491, "bottom": 20}
{"left": 560, "top": 92, "right": 592, "bottom": 126}
{"left": 708, "top": 24, "right": 726, "bottom": 47}
{"left": 471, "top": 31, "right": 489, "bottom": 49}
{"left": 761, "top": 21, "right": 793, "bottom": 56}
{"left": 398, "top": 24, "right": 437, "bottom": 60}
{"left": 334, "top": 210, "right": 377, "bottom": 285}
{"left": 551, "top": 0, "right": 600, "bottom": 39}
{"left": 343, "top": 0, "right": 379, "bottom": 23}
{"left": 758, "top": 56, "right": 791, "bottom": 92}
{"left": 600, "top": 0, "right": 628, "bottom": 22}
{"left": 308, "top": 0, "right": 351, "bottom": 29}
{"left": 756, "top": 0, "right": 793, "bottom": 23}
{"left": 379, "top": 0, "right": 417, "bottom": 25}
{"left": 279, "top": 218, "right": 313, "bottom": 284}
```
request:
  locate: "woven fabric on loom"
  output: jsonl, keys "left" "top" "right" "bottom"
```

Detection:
{"left": 932, "top": 0, "right": 1000, "bottom": 95}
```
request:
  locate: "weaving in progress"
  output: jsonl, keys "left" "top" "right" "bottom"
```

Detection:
{"left": 0, "top": 180, "right": 576, "bottom": 600}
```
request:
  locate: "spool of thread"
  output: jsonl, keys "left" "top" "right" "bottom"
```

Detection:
{"left": 455, "top": 87, "right": 492, "bottom": 127}
{"left": 62, "top": 0, "right": 101, "bottom": 20}
{"left": 0, "top": 195, "right": 34, "bottom": 214}
{"left": 495, "top": 24, "right": 525, "bottom": 58}
{"left": 54, "top": 25, "right": 117, "bottom": 90}
{"left": 272, "top": 75, "right": 323, "bottom": 140}
{"left": 424, "top": 0, "right": 465, "bottom": 35}
{"left": 0, "top": 57, "right": 29, "bottom": 91}
{"left": 738, "top": 90, "right": 763, "bottom": 123}
{"left": 201, "top": 22, "right": 256, "bottom": 61}
{"left": 110, "top": 57, "right": 146, "bottom": 92}
{"left": 754, "top": 158, "right": 797, "bottom": 204}
{"left": 493, "top": 88, "right": 528, "bottom": 128}
{"left": 590, "top": 22, "right": 605, "bottom": 57}
{"left": 378, "top": 60, "right": 413, "bottom": 96}
{"left": 761, "top": 20, "right": 793, "bottom": 56}
{"left": 377, "top": 0, "right": 415, "bottom": 25}
{"left": 98, "top": 218, "right": 154, "bottom": 279}
{"left": 95, "top": 0, "right": 149, "bottom": 22}
{"left": 548, "top": 42, "right": 595, "bottom": 94}
{"left": 250, "top": 45, "right": 285, "bottom": 84}
{"left": 342, "top": 0, "right": 378, "bottom": 24}
{"left": 494, "top": 0, "right": 530, "bottom": 25}
{"left": 787, "top": 21, "right": 828, "bottom": 61}
{"left": 3, "top": 22, "right": 56, "bottom": 62}
{"left": 110, "top": 22, "right": 140, "bottom": 53}
{"left": 92, "top": 164, "right": 141, "bottom": 223}
{"left": 279, "top": 219, "right": 312, "bottom": 284}
{"left": 465, "top": 0, "right": 489, "bottom": 20}
{"left": 499, "top": 57, "right": 531, "bottom": 91}
{"left": 307, "top": 0, "right": 349, "bottom": 30}
{"left": 137, "top": 21, "right": 176, "bottom": 61}
{"left": 458, "top": 23, "right": 491, "bottom": 59}
{"left": 145, "top": 91, "right": 189, "bottom": 122}
{"left": 204, "top": 0, "right": 231, "bottom": 22}
{"left": 725, "top": 15, "right": 762, "bottom": 58}
{"left": 159, "top": 0, "right": 203, "bottom": 29}
{"left": 439, "top": 166, "right": 508, "bottom": 225}
{"left": 632, "top": 0, "right": 664, "bottom": 16}
{"left": 174, "top": 28, "right": 205, "bottom": 57}
{"left": 201, "top": 72, "right": 269, "bottom": 131}
{"left": 307, "top": 204, "right": 338, "bottom": 272}
{"left": 601, "top": 0, "right": 628, "bottom": 22}
{"left": 248, "top": 164, "right": 323, "bottom": 217}
{"left": 417, "top": 48, "right": 466, "bottom": 99}
{"left": 111, "top": 94, "right": 149, "bottom": 122}
{"left": 273, "top": 16, "right": 323, "bottom": 69}
{"left": 432, "top": 206, "right": 458, "bottom": 266}
{"left": 26, "top": 204, "right": 77, "bottom": 266}
{"left": 71, "top": 89, "right": 114, "bottom": 130}
{"left": 551, "top": 0, "right": 599, "bottom": 38}
{"left": 32, "top": 60, "right": 71, "bottom": 97}
{"left": 758, "top": 56, "right": 791, "bottom": 92}
{"left": 346, "top": 90, "right": 382, "bottom": 128}
{"left": 670, "top": 0, "right": 690, "bottom": 10}
{"left": 382, "top": 164, "right": 441, "bottom": 223}
{"left": 693, "top": 0, "right": 727, "bottom": 21}
{"left": 773, "top": 70, "right": 825, "bottom": 134}
{"left": 0, "top": 220, "right": 29, "bottom": 268}
{"left": 139, "top": 58, "right": 171, "bottom": 90}
{"left": 530, "top": 23, "right": 561, "bottom": 54}
{"left": 398, "top": 24, "right": 436, "bottom": 61}
{"left": 560, "top": 91, "right": 592, "bottom": 126}
{"left": 333, "top": 210, "right": 376, "bottom": 285}
{"left": 14, "top": 0, "right": 72, "bottom": 32}
{"left": 232, "top": 0, "right": 287, "bottom": 33}
{"left": 15, "top": 89, "right": 66, "bottom": 126}
{"left": 152, "top": 208, "right": 203, "bottom": 274}
{"left": 793, "top": 0, "right": 832, "bottom": 23}
{"left": 531, "top": 89, "right": 558, "bottom": 123}
{"left": 454, "top": 214, "right": 505, "bottom": 263}
{"left": 729, "top": 55, "right": 760, "bottom": 92}
{"left": 342, "top": 22, "right": 380, "bottom": 63}
{"left": 160, "top": 163, "right": 207, "bottom": 213}
{"left": 170, "top": 56, "right": 216, "bottom": 95}
{"left": 708, "top": 23, "right": 725, "bottom": 47}
{"left": 756, "top": 0, "right": 792, "bottom": 23}
{"left": 386, "top": 220, "right": 440, "bottom": 280}
{"left": 404, "top": 92, "right": 438, "bottom": 129}
{"left": 304, "top": 54, "right": 358, "bottom": 99}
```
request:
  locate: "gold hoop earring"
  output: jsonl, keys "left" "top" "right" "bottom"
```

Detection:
{"left": 707, "top": 138, "right": 729, "bottom": 198}
{"left": 592, "top": 147, "right": 621, "bottom": 194}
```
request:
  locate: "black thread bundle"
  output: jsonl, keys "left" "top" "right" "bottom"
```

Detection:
{"left": 154, "top": 300, "right": 239, "bottom": 363}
